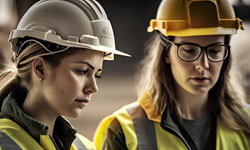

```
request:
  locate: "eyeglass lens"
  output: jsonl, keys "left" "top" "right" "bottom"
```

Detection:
{"left": 178, "top": 44, "right": 228, "bottom": 62}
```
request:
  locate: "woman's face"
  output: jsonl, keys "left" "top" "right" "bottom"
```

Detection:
{"left": 42, "top": 49, "right": 104, "bottom": 118}
{"left": 166, "top": 35, "right": 225, "bottom": 95}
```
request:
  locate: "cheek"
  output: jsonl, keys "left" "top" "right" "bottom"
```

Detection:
{"left": 212, "top": 63, "right": 224, "bottom": 79}
{"left": 170, "top": 56, "right": 190, "bottom": 79}
{"left": 171, "top": 63, "right": 191, "bottom": 87}
{"left": 53, "top": 71, "right": 80, "bottom": 99}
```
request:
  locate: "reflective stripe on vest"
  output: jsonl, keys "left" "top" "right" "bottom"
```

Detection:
{"left": 125, "top": 102, "right": 250, "bottom": 150}
{"left": 243, "top": 103, "right": 250, "bottom": 148}
{"left": 0, "top": 118, "right": 44, "bottom": 150}
{"left": 73, "top": 135, "right": 89, "bottom": 150}
{"left": 246, "top": 134, "right": 250, "bottom": 149}
{"left": 125, "top": 102, "right": 158, "bottom": 150}
{"left": 0, "top": 131, "right": 21, "bottom": 149}
{"left": 0, "top": 118, "right": 92, "bottom": 150}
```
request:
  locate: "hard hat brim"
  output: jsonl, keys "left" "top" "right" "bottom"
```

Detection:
{"left": 9, "top": 29, "right": 131, "bottom": 60}
{"left": 147, "top": 18, "right": 244, "bottom": 37}
{"left": 148, "top": 27, "right": 239, "bottom": 37}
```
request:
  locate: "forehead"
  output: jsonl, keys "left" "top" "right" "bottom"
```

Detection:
{"left": 174, "top": 35, "right": 225, "bottom": 46}
{"left": 60, "top": 49, "right": 104, "bottom": 68}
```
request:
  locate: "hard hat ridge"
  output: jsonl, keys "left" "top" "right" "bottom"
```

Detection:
{"left": 189, "top": 1, "right": 219, "bottom": 28}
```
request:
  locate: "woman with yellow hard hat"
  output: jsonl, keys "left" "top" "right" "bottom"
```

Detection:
{"left": 0, "top": 0, "right": 130, "bottom": 149}
{"left": 94, "top": 0, "right": 250, "bottom": 150}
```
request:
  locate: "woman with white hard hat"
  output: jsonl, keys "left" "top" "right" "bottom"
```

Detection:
{"left": 94, "top": 0, "right": 250, "bottom": 150}
{"left": 0, "top": 0, "right": 130, "bottom": 149}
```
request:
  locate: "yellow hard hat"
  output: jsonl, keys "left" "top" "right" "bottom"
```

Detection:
{"left": 148, "top": 0, "right": 244, "bottom": 36}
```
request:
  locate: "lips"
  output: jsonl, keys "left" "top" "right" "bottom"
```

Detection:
{"left": 75, "top": 99, "right": 89, "bottom": 103}
{"left": 190, "top": 76, "right": 210, "bottom": 83}
{"left": 193, "top": 77, "right": 208, "bottom": 80}
{"left": 75, "top": 99, "right": 89, "bottom": 108}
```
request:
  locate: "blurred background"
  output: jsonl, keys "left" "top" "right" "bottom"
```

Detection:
{"left": 0, "top": 0, "right": 250, "bottom": 140}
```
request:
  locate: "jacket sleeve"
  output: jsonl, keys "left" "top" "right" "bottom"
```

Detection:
{"left": 100, "top": 118, "right": 128, "bottom": 150}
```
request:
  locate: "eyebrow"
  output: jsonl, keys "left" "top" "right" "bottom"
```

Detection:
{"left": 75, "top": 61, "right": 102, "bottom": 71}
{"left": 179, "top": 42, "right": 223, "bottom": 45}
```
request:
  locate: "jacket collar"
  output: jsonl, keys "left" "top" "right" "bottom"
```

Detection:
{"left": 1, "top": 85, "right": 76, "bottom": 149}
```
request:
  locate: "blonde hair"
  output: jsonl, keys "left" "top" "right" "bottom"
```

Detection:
{"left": 0, "top": 42, "right": 84, "bottom": 108}
{"left": 0, "top": 43, "right": 44, "bottom": 105}
{"left": 137, "top": 33, "right": 250, "bottom": 133}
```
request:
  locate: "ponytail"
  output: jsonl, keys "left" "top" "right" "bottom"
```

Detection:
{"left": 0, "top": 43, "right": 47, "bottom": 109}
{"left": 0, "top": 67, "right": 20, "bottom": 108}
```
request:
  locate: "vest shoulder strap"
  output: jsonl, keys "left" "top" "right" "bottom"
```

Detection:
{"left": 242, "top": 103, "right": 250, "bottom": 148}
{"left": 0, "top": 118, "right": 43, "bottom": 150}
{"left": 246, "top": 134, "right": 250, "bottom": 149}
{"left": 125, "top": 102, "right": 158, "bottom": 150}
{"left": 0, "top": 131, "right": 21, "bottom": 149}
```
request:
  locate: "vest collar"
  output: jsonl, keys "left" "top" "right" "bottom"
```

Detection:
{"left": 1, "top": 84, "right": 76, "bottom": 149}
{"left": 138, "top": 91, "right": 166, "bottom": 123}
{"left": 137, "top": 91, "right": 179, "bottom": 128}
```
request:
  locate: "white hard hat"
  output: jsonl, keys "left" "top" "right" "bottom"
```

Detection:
{"left": 9, "top": 0, "right": 131, "bottom": 60}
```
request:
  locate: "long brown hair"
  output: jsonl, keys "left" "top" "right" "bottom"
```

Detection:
{"left": 0, "top": 43, "right": 85, "bottom": 109}
{"left": 137, "top": 33, "right": 250, "bottom": 133}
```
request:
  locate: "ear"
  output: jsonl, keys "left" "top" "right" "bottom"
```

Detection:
{"left": 165, "top": 52, "right": 171, "bottom": 64}
{"left": 163, "top": 46, "right": 171, "bottom": 64}
{"left": 165, "top": 56, "right": 170, "bottom": 63}
{"left": 32, "top": 57, "right": 45, "bottom": 80}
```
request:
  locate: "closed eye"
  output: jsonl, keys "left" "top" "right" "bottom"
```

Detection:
{"left": 95, "top": 75, "right": 102, "bottom": 79}
{"left": 182, "top": 48, "right": 196, "bottom": 53}
{"left": 95, "top": 71, "right": 102, "bottom": 79}
{"left": 209, "top": 49, "right": 221, "bottom": 54}
{"left": 75, "top": 69, "right": 88, "bottom": 75}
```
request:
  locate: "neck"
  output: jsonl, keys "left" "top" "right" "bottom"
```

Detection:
{"left": 177, "top": 87, "right": 210, "bottom": 120}
{"left": 22, "top": 88, "right": 57, "bottom": 136}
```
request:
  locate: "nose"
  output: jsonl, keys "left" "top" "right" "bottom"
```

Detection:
{"left": 84, "top": 76, "right": 98, "bottom": 95}
{"left": 196, "top": 51, "right": 209, "bottom": 69}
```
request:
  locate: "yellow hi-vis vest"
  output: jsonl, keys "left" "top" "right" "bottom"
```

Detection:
{"left": 94, "top": 92, "right": 250, "bottom": 150}
{"left": 0, "top": 118, "right": 95, "bottom": 150}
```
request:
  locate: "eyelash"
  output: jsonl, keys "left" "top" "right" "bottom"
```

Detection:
{"left": 75, "top": 69, "right": 88, "bottom": 75}
{"left": 75, "top": 69, "right": 102, "bottom": 79}
{"left": 95, "top": 75, "right": 102, "bottom": 79}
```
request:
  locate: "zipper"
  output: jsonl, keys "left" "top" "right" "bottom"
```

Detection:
{"left": 161, "top": 107, "right": 192, "bottom": 150}
{"left": 161, "top": 124, "right": 192, "bottom": 150}
{"left": 49, "top": 135, "right": 62, "bottom": 150}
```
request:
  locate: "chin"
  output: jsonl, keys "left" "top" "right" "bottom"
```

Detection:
{"left": 191, "top": 84, "right": 213, "bottom": 93}
{"left": 66, "top": 110, "right": 82, "bottom": 118}
{"left": 191, "top": 90, "right": 208, "bottom": 95}
{"left": 190, "top": 87, "right": 210, "bottom": 95}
